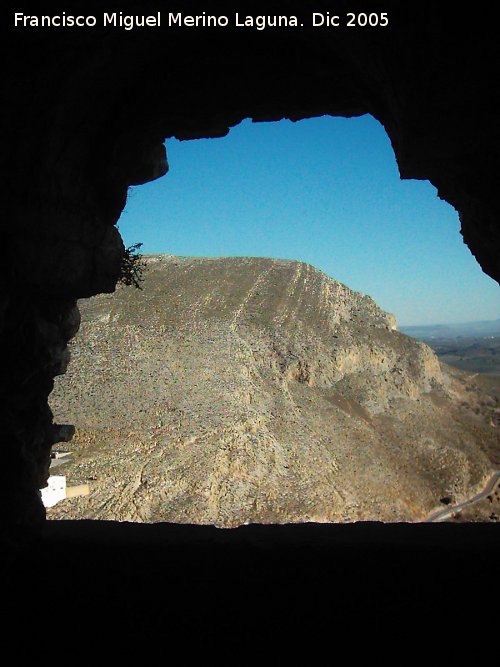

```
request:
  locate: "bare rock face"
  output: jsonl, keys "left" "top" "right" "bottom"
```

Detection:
{"left": 49, "top": 257, "right": 498, "bottom": 526}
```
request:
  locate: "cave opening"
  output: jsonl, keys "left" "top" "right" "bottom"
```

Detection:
{"left": 4, "top": 7, "right": 500, "bottom": 648}
{"left": 5, "top": 2, "right": 500, "bottom": 639}
{"left": 47, "top": 115, "right": 500, "bottom": 526}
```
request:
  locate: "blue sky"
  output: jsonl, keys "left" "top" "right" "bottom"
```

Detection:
{"left": 119, "top": 115, "right": 499, "bottom": 326}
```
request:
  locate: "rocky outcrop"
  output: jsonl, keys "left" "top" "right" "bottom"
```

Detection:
{"left": 48, "top": 257, "right": 497, "bottom": 526}
{"left": 1, "top": 298, "right": 78, "bottom": 522}
{"left": 1, "top": 1, "right": 499, "bottom": 523}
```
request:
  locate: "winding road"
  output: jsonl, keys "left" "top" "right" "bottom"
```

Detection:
{"left": 424, "top": 470, "right": 500, "bottom": 522}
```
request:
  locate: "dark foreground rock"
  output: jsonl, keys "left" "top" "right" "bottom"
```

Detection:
{"left": 3, "top": 521, "right": 499, "bottom": 649}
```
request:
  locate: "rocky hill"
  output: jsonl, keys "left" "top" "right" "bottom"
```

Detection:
{"left": 48, "top": 256, "right": 499, "bottom": 525}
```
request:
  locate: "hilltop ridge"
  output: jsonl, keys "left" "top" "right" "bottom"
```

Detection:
{"left": 49, "top": 256, "right": 499, "bottom": 526}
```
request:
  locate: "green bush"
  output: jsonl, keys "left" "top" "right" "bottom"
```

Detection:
{"left": 119, "top": 243, "right": 147, "bottom": 290}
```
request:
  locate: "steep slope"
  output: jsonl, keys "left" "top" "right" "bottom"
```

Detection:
{"left": 48, "top": 256, "right": 499, "bottom": 525}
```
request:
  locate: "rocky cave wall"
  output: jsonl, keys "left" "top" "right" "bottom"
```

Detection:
{"left": 1, "top": 0, "right": 499, "bottom": 525}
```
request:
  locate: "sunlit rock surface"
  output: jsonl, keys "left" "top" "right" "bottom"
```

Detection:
{"left": 49, "top": 256, "right": 498, "bottom": 526}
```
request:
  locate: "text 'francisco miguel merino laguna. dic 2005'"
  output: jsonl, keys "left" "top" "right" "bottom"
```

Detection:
{"left": 13, "top": 11, "right": 390, "bottom": 30}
